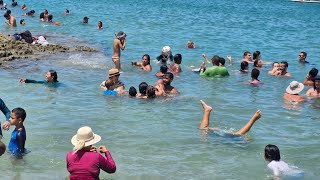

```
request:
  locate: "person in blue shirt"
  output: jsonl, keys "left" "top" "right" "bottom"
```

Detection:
{"left": 8, "top": 107, "right": 27, "bottom": 159}
{"left": 19, "top": 70, "right": 60, "bottom": 86}
{"left": 0, "top": 98, "right": 11, "bottom": 139}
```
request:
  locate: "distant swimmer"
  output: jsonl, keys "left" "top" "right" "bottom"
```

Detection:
{"left": 131, "top": 54, "right": 152, "bottom": 72}
{"left": 306, "top": 76, "right": 320, "bottom": 97}
{"left": 187, "top": 40, "right": 195, "bottom": 48}
{"left": 298, "top": 51, "right": 309, "bottom": 63}
{"left": 303, "top": 68, "right": 318, "bottom": 86}
{"left": 199, "top": 100, "right": 261, "bottom": 136}
{"left": 156, "top": 46, "right": 173, "bottom": 64}
{"left": 83, "top": 16, "right": 89, "bottom": 24}
{"left": 20, "top": 19, "right": 25, "bottom": 26}
{"left": 11, "top": 0, "right": 18, "bottom": 7}
{"left": 112, "top": 31, "right": 126, "bottom": 71}
{"left": 4, "top": 12, "right": 17, "bottom": 27}
{"left": 241, "top": 51, "right": 254, "bottom": 64}
{"left": 21, "top": 3, "right": 27, "bottom": 10}
{"left": 97, "top": 21, "right": 103, "bottom": 29}
{"left": 64, "top": 9, "right": 70, "bottom": 14}
{"left": 25, "top": 10, "right": 35, "bottom": 16}
{"left": 250, "top": 68, "right": 262, "bottom": 85}
{"left": 19, "top": 70, "right": 60, "bottom": 85}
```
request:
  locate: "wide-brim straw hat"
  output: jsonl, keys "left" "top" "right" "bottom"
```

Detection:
{"left": 286, "top": 81, "right": 304, "bottom": 95}
{"left": 108, "top": 68, "right": 120, "bottom": 78}
{"left": 71, "top": 126, "right": 101, "bottom": 150}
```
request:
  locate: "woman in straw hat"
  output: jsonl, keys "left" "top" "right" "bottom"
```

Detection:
{"left": 66, "top": 126, "right": 116, "bottom": 179}
{"left": 283, "top": 81, "right": 305, "bottom": 102}
{"left": 100, "top": 68, "right": 124, "bottom": 91}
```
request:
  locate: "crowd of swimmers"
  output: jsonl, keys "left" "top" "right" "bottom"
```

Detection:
{"left": 1, "top": 1, "right": 319, "bottom": 179}
{"left": 2, "top": 1, "right": 104, "bottom": 28}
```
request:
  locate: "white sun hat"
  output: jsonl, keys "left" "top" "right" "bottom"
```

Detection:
{"left": 71, "top": 126, "right": 101, "bottom": 151}
{"left": 286, "top": 81, "right": 304, "bottom": 95}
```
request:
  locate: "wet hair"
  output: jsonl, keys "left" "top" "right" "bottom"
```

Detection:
{"left": 29, "top": 10, "right": 35, "bottom": 14}
{"left": 264, "top": 144, "right": 281, "bottom": 162}
{"left": 20, "top": 19, "right": 25, "bottom": 25}
{"left": 253, "top": 59, "right": 261, "bottom": 67}
{"left": 104, "top": 79, "right": 113, "bottom": 90}
{"left": 6, "top": 9, "right": 11, "bottom": 15}
{"left": 40, "top": 12, "right": 44, "bottom": 19}
{"left": 47, "top": 14, "right": 53, "bottom": 21}
{"left": 240, "top": 61, "right": 249, "bottom": 71}
{"left": 3, "top": 13, "right": 9, "bottom": 18}
{"left": 49, "top": 70, "right": 58, "bottom": 82}
{"left": 65, "top": 9, "right": 69, "bottom": 13}
{"left": 309, "top": 68, "right": 318, "bottom": 78}
{"left": 44, "top": 9, "right": 48, "bottom": 14}
{"left": 160, "top": 65, "right": 168, "bottom": 74}
{"left": 142, "top": 54, "right": 150, "bottom": 64}
{"left": 211, "top": 55, "right": 220, "bottom": 66}
{"left": 146, "top": 85, "right": 156, "bottom": 99}
{"left": 83, "top": 16, "right": 89, "bottom": 23}
{"left": 219, "top": 57, "right": 225, "bottom": 66}
{"left": 243, "top": 51, "right": 251, "bottom": 57}
{"left": 173, "top": 54, "right": 182, "bottom": 64}
{"left": 312, "top": 76, "right": 320, "bottom": 90}
{"left": 0, "top": 0, "right": 3, "bottom": 5}
{"left": 139, "top": 82, "right": 148, "bottom": 96}
{"left": 272, "top": 62, "right": 279, "bottom": 67}
{"left": 98, "top": 21, "right": 102, "bottom": 27}
{"left": 300, "top": 51, "right": 307, "bottom": 58}
{"left": 164, "top": 72, "right": 174, "bottom": 80}
{"left": 0, "top": 141, "right": 6, "bottom": 156}
{"left": 129, "top": 86, "right": 137, "bottom": 97}
{"left": 253, "top": 50, "right": 260, "bottom": 60}
{"left": 12, "top": 107, "right": 26, "bottom": 122}
{"left": 280, "top": 61, "right": 288, "bottom": 68}
{"left": 251, "top": 68, "right": 260, "bottom": 80}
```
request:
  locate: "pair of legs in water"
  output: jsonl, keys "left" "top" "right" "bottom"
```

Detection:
{"left": 199, "top": 100, "right": 261, "bottom": 136}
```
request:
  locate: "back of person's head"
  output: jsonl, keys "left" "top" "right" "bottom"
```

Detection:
{"left": 139, "top": 82, "right": 148, "bottom": 95}
{"left": 219, "top": 57, "right": 226, "bottom": 66}
{"left": 251, "top": 68, "right": 260, "bottom": 79}
{"left": 164, "top": 72, "right": 174, "bottom": 80}
{"left": 20, "top": 19, "right": 24, "bottom": 25}
{"left": 173, "top": 54, "right": 182, "bottom": 64}
{"left": 281, "top": 61, "right": 288, "bottom": 68}
{"left": 6, "top": 9, "right": 11, "bottom": 15}
{"left": 44, "top": 9, "right": 48, "bottom": 14}
{"left": 30, "top": 10, "right": 35, "bottom": 14}
{"left": 48, "top": 14, "right": 53, "bottom": 21}
{"left": 4, "top": 13, "right": 9, "bottom": 19}
{"left": 211, "top": 55, "right": 220, "bottom": 66}
{"left": 264, "top": 144, "right": 281, "bottom": 162}
{"left": 12, "top": 107, "right": 26, "bottom": 122}
{"left": 253, "top": 59, "right": 259, "bottom": 67}
{"left": 243, "top": 51, "right": 251, "bottom": 57}
{"left": 301, "top": 51, "right": 307, "bottom": 58}
{"left": 49, "top": 70, "right": 58, "bottom": 82}
{"left": 160, "top": 65, "right": 168, "bottom": 74}
{"left": 240, "top": 61, "right": 249, "bottom": 71}
{"left": 105, "top": 79, "right": 114, "bottom": 90}
{"left": 309, "top": 68, "right": 318, "bottom": 78}
{"left": 146, "top": 85, "right": 156, "bottom": 98}
{"left": 0, "top": 141, "right": 6, "bottom": 156}
{"left": 40, "top": 12, "right": 44, "bottom": 19}
{"left": 253, "top": 50, "right": 260, "bottom": 60}
{"left": 129, "top": 86, "right": 137, "bottom": 97}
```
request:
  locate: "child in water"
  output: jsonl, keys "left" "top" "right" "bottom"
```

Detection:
{"left": 264, "top": 144, "right": 303, "bottom": 178}
{"left": 8, "top": 107, "right": 28, "bottom": 159}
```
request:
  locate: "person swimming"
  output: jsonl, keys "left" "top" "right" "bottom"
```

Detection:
{"left": 19, "top": 70, "right": 60, "bottom": 86}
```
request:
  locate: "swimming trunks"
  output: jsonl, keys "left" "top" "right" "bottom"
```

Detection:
{"left": 112, "top": 57, "right": 120, "bottom": 62}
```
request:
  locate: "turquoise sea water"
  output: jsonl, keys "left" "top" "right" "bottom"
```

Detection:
{"left": 1, "top": 0, "right": 320, "bottom": 179}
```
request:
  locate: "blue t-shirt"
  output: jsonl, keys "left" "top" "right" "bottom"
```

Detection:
{"left": 9, "top": 126, "right": 27, "bottom": 158}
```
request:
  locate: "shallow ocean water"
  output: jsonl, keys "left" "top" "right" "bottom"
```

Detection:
{"left": 0, "top": 0, "right": 320, "bottom": 179}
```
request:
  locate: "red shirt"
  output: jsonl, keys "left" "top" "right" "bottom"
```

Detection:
{"left": 66, "top": 150, "right": 116, "bottom": 180}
